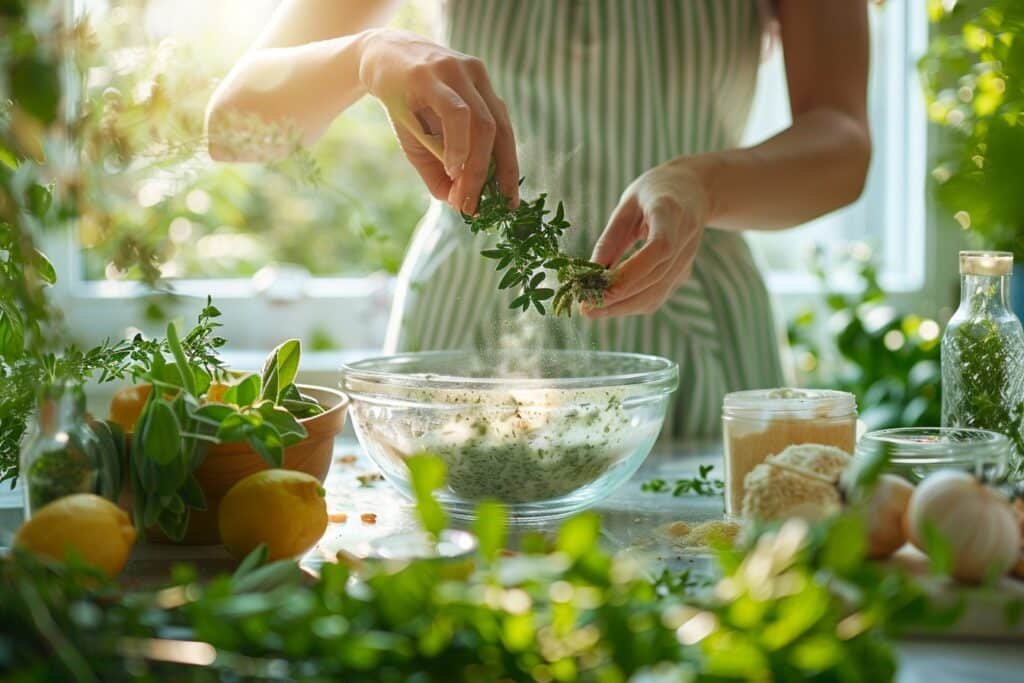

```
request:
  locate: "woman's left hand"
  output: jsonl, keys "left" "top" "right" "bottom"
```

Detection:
{"left": 583, "top": 159, "right": 712, "bottom": 319}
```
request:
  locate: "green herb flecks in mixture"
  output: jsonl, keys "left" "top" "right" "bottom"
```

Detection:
{"left": 943, "top": 283, "right": 1024, "bottom": 475}
{"left": 462, "top": 175, "right": 610, "bottom": 317}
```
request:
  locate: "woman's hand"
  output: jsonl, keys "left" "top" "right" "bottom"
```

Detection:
{"left": 358, "top": 29, "right": 519, "bottom": 213}
{"left": 583, "top": 160, "right": 712, "bottom": 319}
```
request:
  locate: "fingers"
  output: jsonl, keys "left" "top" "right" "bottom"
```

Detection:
{"left": 584, "top": 237, "right": 699, "bottom": 319}
{"left": 604, "top": 210, "right": 701, "bottom": 304}
{"left": 590, "top": 196, "right": 643, "bottom": 267}
{"left": 423, "top": 83, "right": 472, "bottom": 178}
{"left": 474, "top": 76, "right": 519, "bottom": 206}
{"left": 394, "top": 124, "right": 453, "bottom": 201}
{"left": 446, "top": 72, "right": 497, "bottom": 214}
{"left": 601, "top": 211, "right": 677, "bottom": 294}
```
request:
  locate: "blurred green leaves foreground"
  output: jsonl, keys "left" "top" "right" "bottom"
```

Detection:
{"left": 0, "top": 454, "right": 963, "bottom": 682}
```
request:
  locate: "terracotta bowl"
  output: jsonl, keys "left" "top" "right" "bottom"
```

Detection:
{"left": 144, "top": 384, "right": 348, "bottom": 545}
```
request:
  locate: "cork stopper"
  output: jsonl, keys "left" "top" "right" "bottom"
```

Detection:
{"left": 960, "top": 251, "right": 1013, "bottom": 276}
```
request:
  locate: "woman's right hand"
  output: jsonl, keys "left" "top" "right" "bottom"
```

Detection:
{"left": 358, "top": 29, "right": 519, "bottom": 213}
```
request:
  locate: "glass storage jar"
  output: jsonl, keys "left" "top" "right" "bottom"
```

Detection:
{"left": 20, "top": 382, "right": 98, "bottom": 517}
{"left": 853, "top": 427, "right": 1010, "bottom": 484}
{"left": 941, "top": 251, "right": 1024, "bottom": 477}
{"left": 722, "top": 388, "right": 857, "bottom": 517}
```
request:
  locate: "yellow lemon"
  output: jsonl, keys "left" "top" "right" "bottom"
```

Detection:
{"left": 219, "top": 470, "right": 328, "bottom": 561}
{"left": 108, "top": 383, "right": 152, "bottom": 432}
{"left": 14, "top": 493, "right": 136, "bottom": 578}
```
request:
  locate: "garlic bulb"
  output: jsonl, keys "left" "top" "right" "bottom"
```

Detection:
{"left": 904, "top": 470, "right": 1020, "bottom": 583}
{"left": 860, "top": 474, "right": 914, "bottom": 559}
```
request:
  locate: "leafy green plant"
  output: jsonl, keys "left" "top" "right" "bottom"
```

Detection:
{"left": 920, "top": 0, "right": 1024, "bottom": 257}
{"left": 119, "top": 305, "right": 322, "bottom": 540}
{"left": 787, "top": 245, "right": 942, "bottom": 430}
{"left": 0, "top": 457, "right": 963, "bottom": 681}
{"left": 465, "top": 174, "right": 610, "bottom": 316}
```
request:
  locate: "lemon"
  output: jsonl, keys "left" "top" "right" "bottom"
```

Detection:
{"left": 108, "top": 383, "right": 152, "bottom": 432}
{"left": 204, "top": 381, "right": 232, "bottom": 404}
{"left": 219, "top": 470, "right": 328, "bottom": 561}
{"left": 14, "top": 493, "right": 136, "bottom": 578}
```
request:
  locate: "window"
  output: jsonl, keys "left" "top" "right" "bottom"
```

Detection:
{"left": 55, "top": 0, "right": 930, "bottom": 363}
{"left": 743, "top": 0, "right": 929, "bottom": 302}
{"left": 56, "top": 0, "right": 438, "bottom": 363}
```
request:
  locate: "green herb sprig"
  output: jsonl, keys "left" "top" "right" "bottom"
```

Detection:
{"left": 463, "top": 176, "right": 610, "bottom": 316}
{"left": 642, "top": 464, "right": 725, "bottom": 497}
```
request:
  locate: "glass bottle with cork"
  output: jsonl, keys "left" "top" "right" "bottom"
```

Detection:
{"left": 941, "top": 251, "right": 1024, "bottom": 477}
{"left": 20, "top": 381, "right": 98, "bottom": 517}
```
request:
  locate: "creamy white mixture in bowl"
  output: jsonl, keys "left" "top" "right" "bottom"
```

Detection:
{"left": 341, "top": 350, "right": 678, "bottom": 522}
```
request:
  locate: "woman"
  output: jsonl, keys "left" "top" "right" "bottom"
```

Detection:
{"left": 206, "top": 0, "right": 870, "bottom": 439}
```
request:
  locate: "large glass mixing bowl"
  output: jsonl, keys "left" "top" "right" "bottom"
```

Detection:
{"left": 341, "top": 350, "right": 678, "bottom": 522}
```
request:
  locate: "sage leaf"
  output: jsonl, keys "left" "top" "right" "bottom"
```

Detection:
{"left": 142, "top": 400, "right": 181, "bottom": 466}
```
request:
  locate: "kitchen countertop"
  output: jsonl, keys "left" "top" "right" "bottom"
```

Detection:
{"left": 4, "top": 438, "right": 1023, "bottom": 680}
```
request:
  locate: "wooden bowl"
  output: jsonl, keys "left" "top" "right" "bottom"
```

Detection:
{"left": 146, "top": 384, "right": 348, "bottom": 545}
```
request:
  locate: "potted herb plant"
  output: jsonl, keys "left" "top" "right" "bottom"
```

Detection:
{"left": 920, "top": 0, "right": 1024, "bottom": 316}
{"left": 107, "top": 301, "right": 347, "bottom": 544}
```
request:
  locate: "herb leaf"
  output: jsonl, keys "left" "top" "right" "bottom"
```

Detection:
{"left": 642, "top": 464, "right": 725, "bottom": 497}
{"left": 463, "top": 175, "right": 611, "bottom": 317}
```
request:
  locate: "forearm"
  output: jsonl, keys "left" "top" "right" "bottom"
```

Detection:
{"left": 206, "top": 31, "right": 374, "bottom": 161}
{"left": 695, "top": 108, "right": 871, "bottom": 233}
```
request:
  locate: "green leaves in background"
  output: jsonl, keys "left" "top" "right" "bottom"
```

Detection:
{"left": 406, "top": 453, "right": 448, "bottom": 538}
{"left": 920, "top": 0, "right": 1024, "bottom": 257}
{"left": 9, "top": 56, "right": 60, "bottom": 125}
{"left": 787, "top": 245, "right": 942, "bottom": 431}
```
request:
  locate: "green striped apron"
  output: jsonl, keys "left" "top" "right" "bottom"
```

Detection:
{"left": 385, "top": 0, "right": 785, "bottom": 438}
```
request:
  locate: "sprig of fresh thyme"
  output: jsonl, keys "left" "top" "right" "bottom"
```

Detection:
{"left": 462, "top": 176, "right": 610, "bottom": 317}
{"left": 642, "top": 464, "right": 725, "bottom": 497}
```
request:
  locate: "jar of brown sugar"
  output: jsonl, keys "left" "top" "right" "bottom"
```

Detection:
{"left": 722, "top": 388, "right": 858, "bottom": 517}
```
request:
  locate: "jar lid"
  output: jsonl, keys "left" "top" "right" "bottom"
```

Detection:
{"left": 960, "top": 250, "right": 1013, "bottom": 276}
{"left": 722, "top": 388, "right": 857, "bottom": 418}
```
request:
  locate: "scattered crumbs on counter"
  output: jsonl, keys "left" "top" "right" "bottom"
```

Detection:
{"left": 357, "top": 472, "right": 383, "bottom": 486}
{"left": 665, "top": 521, "right": 691, "bottom": 537}
{"left": 657, "top": 519, "right": 740, "bottom": 550}
{"left": 328, "top": 512, "right": 348, "bottom": 524}
{"left": 337, "top": 454, "right": 358, "bottom": 465}
{"left": 360, "top": 512, "right": 378, "bottom": 525}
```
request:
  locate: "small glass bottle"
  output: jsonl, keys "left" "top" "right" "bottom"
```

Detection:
{"left": 722, "top": 388, "right": 857, "bottom": 517}
{"left": 20, "top": 381, "right": 97, "bottom": 517}
{"left": 941, "top": 251, "right": 1024, "bottom": 476}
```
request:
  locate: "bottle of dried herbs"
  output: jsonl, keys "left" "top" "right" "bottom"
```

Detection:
{"left": 20, "top": 382, "right": 98, "bottom": 516}
{"left": 941, "top": 251, "right": 1024, "bottom": 478}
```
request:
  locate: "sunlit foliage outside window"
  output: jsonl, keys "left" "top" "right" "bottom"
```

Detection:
{"left": 77, "top": 0, "right": 433, "bottom": 282}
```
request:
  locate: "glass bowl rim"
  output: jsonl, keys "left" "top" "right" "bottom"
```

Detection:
{"left": 341, "top": 349, "right": 679, "bottom": 392}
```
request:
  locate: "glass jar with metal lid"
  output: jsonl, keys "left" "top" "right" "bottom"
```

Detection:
{"left": 722, "top": 388, "right": 858, "bottom": 517}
